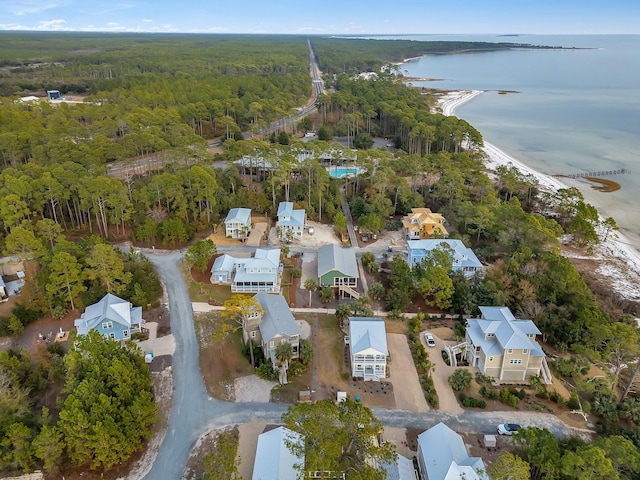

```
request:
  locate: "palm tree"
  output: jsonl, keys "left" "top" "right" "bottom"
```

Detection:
{"left": 304, "top": 279, "right": 318, "bottom": 307}
{"left": 275, "top": 341, "right": 294, "bottom": 384}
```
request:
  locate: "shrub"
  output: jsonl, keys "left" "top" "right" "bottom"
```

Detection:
{"left": 256, "top": 360, "right": 277, "bottom": 380}
{"left": 287, "top": 360, "right": 305, "bottom": 377}
{"left": 474, "top": 372, "right": 493, "bottom": 385}
{"left": 448, "top": 369, "right": 472, "bottom": 391}
{"left": 567, "top": 392, "right": 580, "bottom": 409}
{"left": 459, "top": 393, "right": 487, "bottom": 409}
{"left": 480, "top": 385, "right": 499, "bottom": 400}
{"left": 500, "top": 388, "right": 519, "bottom": 407}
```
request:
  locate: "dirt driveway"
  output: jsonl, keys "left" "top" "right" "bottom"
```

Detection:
{"left": 387, "top": 333, "right": 429, "bottom": 412}
{"left": 426, "top": 327, "right": 466, "bottom": 414}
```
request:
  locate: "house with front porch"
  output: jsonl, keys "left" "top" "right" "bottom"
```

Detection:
{"left": 276, "top": 201, "right": 306, "bottom": 241}
{"left": 464, "top": 306, "right": 552, "bottom": 384}
{"left": 348, "top": 317, "right": 388, "bottom": 381}
{"left": 225, "top": 207, "right": 252, "bottom": 239}
{"left": 402, "top": 207, "right": 448, "bottom": 240}
{"left": 318, "top": 244, "right": 359, "bottom": 298}
{"left": 74, "top": 293, "right": 143, "bottom": 341}
{"left": 407, "top": 239, "right": 483, "bottom": 277}
{"left": 232, "top": 248, "right": 282, "bottom": 293}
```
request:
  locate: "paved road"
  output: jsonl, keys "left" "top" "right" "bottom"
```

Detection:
{"left": 142, "top": 250, "right": 591, "bottom": 479}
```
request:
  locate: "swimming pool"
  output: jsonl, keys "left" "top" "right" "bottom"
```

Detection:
{"left": 327, "top": 166, "right": 362, "bottom": 178}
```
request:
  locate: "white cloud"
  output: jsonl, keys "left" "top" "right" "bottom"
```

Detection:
{"left": 143, "top": 18, "right": 152, "bottom": 22}
{"left": 37, "top": 19, "right": 67, "bottom": 30}
{"left": 107, "top": 22, "right": 120, "bottom": 26}
{"left": 4, "top": 0, "right": 70, "bottom": 16}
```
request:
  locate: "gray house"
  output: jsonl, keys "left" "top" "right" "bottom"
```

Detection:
{"left": 74, "top": 293, "right": 143, "bottom": 341}
{"left": 246, "top": 292, "right": 301, "bottom": 364}
{"left": 225, "top": 207, "right": 252, "bottom": 239}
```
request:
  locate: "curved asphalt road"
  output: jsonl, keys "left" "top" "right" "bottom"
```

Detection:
{"left": 142, "top": 251, "right": 591, "bottom": 480}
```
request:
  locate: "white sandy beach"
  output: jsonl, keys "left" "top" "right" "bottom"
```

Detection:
{"left": 438, "top": 90, "right": 640, "bottom": 301}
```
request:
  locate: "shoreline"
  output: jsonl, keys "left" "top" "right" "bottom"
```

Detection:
{"left": 438, "top": 90, "right": 640, "bottom": 302}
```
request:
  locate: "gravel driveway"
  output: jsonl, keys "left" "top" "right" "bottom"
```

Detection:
{"left": 387, "top": 334, "right": 429, "bottom": 412}
{"left": 426, "top": 329, "right": 465, "bottom": 415}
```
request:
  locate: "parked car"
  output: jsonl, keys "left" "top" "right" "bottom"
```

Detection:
{"left": 424, "top": 332, "right": 436, "bottom": 347}
{"left": 497, "top": 423, "right": 522, "bottom": 435}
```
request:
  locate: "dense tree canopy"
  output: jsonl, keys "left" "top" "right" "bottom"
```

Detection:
{"left": 282, "top": 399, "right": 396, "bottom": 479}
{"left": 57, "top": 330, "right": 157, "bottom": 469}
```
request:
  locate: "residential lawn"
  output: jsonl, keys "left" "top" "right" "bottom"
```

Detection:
{"left": 181, "top": 263, "right": 233, "bottom": 304}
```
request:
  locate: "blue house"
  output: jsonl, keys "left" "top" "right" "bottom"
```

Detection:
{"left": 210, "top": 254, "right": 237, "bottom": 283}
{"left": 74, "top": 293, "right": 143, "bottom": 341}
{"left": 276, "top": 201, "right": 306, "bottom": 241}
{"left": 407, "top": 239, "right": 482, "bottom": 276}
{"left": 225, "top": 208, "right": 252, "bottom": 239}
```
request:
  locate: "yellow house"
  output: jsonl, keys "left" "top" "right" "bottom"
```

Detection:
{"left": 402, "top": 207, "right": 448, "bottom": 240}
{"left": 465, "top": 306, "right": 552, "bottom": 384}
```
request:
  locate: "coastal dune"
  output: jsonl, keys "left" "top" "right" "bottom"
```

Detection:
{"left": 438, "top": 90, "right": 640, "bottom": 302}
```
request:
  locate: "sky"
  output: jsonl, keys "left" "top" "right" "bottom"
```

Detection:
{"left": 1, "top": 0, "right": 639, "bottom": 35}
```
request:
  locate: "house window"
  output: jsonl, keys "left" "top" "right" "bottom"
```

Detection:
{"left": 507, "top": 348, "right": 513, "bottom": 354}
{"left": 487, "top": 333, "right": 495, "bottom": 337}
{"left": 102, "top": 321, "right": 113, "bottom": 330}
{"left": 488, "top": 356, "right": 494, "bottom": 362}
{"left": 270, "top": 341, "right": 274, "bottom": 348}
{"left": 509, "top": 359, "right": 523, "bottom": 365}
{"left": 109, "top": 332, "right": 116, "bottom": 339}
{"left": 523, "top": 349, "right": 528, "bottom": 354}
{"left": 123, "top": 330, "right": 129, "bottom": 338}
{"left": 251, "top": 331, "right": 256, "bottom": 338}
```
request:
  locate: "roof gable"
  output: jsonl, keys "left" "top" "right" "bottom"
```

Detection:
{"left": 318, "top": 244, "right": 358, "bottom": 278}
{"left": 349, "top": 317, "right": 388, "bottom": 356}
{"left": 225, "top": 207, "right": 251, "bottom": 224}
{"left": 252, "top": 426, "right": 303, "bottom": 480}
{"left": 418, "top": 423, "right": 488, "bottom": 480}
{"left": 255, "top": 292, "right": 300, "bottom": 342}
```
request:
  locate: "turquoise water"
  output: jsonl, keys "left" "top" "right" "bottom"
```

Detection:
{"left": 387, "top": 34, "right": 640, "bottom": 244}
{"left": 328, "top": 166, "right": 362, "bottom": 178}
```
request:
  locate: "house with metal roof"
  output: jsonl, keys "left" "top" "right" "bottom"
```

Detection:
{"left": 382, "top": 454, "right": 417, "bottom": 480}
{"left": 252, "top": 426, "right": 304, "bottom": 480}
{"left": 348, "top": 317, "right": 388, "bottom": 381}
{"left": 276, "top": 202, "right": 306, "bottom": 241}
{"left": 417, "top": 422, "right": 488, "bottom": 480}
{"left": 251, "top": 292, "right": 301, "bottom": 370}
{"left": 402, "top": 207, "right": 448, "bottom": 240}
{"left": 407, "top": 239, "right": 482, "bottom": 276}
{"left": 232, "top": 248, "right": 282, "bottom": 293}
{"left": 465, "top": 306, "right": 552, "bottom": 384}
{"left": 74, "top": 293, "right": 143, "bottom": 341}
{"left": 209, "top": 254, "right": 238, "bottom": 283}
{"left": 318, "top": 244, "right": 359, "bottom": 298}
{"left": 225, "top": 207, "right": 252, "bottom": 239}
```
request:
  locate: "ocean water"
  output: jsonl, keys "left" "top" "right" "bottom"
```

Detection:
{"left": 381, "top": 34, "right": 640, "bottom": 244}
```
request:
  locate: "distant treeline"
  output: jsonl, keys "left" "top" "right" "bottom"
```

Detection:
{"left": 310, "top": 37, "right": 554, "bottom": 74}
